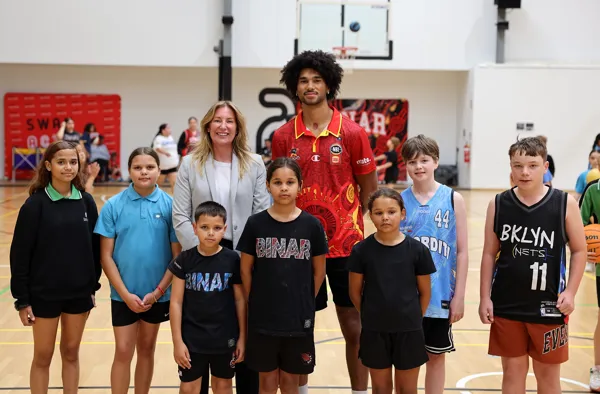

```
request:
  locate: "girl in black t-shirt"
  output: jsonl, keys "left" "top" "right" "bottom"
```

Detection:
{"left": 237, "top": 157, "right": 328, "bottom": 393}
{"left": 348, "top": 188, "right": 436, "bottom": 394}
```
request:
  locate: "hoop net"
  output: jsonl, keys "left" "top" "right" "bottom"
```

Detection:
{"left": 332, "top": 46, "right": 358, "bottom": 74}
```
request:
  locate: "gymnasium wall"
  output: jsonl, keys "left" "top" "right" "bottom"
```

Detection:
{"left": 0, "top": 64, "right": 464, "bottom": 179}
{"left": 0, "top": 0, "right": 222, "bottom": 67}
{"left": 3, "top": 0, "right": 599, "bottom": 71}
{"left": 469, "top": 64, "right": 600, "bottom": 191}
{"left": 0, "top": 64, "right": 218, "bottom": 178}
{"left": 504, "top": 0, "right": 600, "bottom": 64}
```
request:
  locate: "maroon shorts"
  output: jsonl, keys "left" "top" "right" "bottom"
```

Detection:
{"left": 488, "top": 316, "right": 568, "bottom": 364}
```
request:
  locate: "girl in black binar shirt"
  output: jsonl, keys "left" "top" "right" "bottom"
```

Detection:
{"left": 10, "top": 140, "right": 101, "bottom": 394}
{"left": 237, "top": 157, "right": 328, "bottom": 394}
{"left": 349, "top": 188, "right": 436, "bottom": 394}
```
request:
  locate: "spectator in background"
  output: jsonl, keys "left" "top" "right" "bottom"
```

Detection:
{"left": 575, "top": 150, "right": 600, "bottom": 200}
{"left": 260, "top": 138, "right": 272, "bottom": 165}
{"left": 82, "top": 123, "right": 97, "bottom": 155}
{"left": 90, "top": 135, "right": 111, "bottom": 182}
{"left": 537, "top": 135, "right": 555, "bottom": 177}
{"left": 593, "top": 133, "right": 600, "bottom": 152}
{"left": 76, "top": 144, "right": 101, "bottom": 193}
{"left": 375, "top": 136, "right": 400, "bottom": 186}
{"left": 152, "top": 123, "right": 180, "bottom": 194}
{"left": 57, "top": 117, "right": 82, "bottom": 144}
{"left": 177, "top": 116, "right": 200, "bottom": 158}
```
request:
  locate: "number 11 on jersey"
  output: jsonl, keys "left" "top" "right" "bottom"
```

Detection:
{"left": 530, "top": 262, "right": 547, "bottom": 291}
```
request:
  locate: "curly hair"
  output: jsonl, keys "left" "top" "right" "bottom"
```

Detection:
{"left": 280, "top": 50, "right": 343, "bottom": 101}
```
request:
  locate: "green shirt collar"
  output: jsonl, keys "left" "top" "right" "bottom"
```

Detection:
{"left": 45, "top": 183, "right": 82, "bottom": 201}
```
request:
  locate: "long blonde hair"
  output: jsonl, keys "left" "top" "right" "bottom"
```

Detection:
{"left": 191, "top": 101, "right": 254, "bottom": 178}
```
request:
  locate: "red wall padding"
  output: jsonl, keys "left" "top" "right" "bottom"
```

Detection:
{"left": 4, "top": 93, "right": 121, "bottom": 180}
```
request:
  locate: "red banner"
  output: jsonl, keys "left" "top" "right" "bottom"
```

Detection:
{"left": 4, "top": 93, "right": 121, "bottom": 180}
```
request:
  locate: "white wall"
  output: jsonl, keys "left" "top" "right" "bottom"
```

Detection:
{"left": 0, "top": 64, "right": 218, "bottom": 178}
{"left": 470, "top": 64, "right": 600, "bottom": 191}
{"left": 505, "top": 0, "right": 600, "bottom": 64}
{"left": 0, "top": 0, "right": 221, "bottom": 67}
{"left": 233, "top": 0, "right": 497, "bottom": 71}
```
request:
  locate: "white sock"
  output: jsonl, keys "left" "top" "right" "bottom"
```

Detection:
{"left": 351, "top": 390, "right": 368, "bottom": 394}
{"left": 299, "top": 384, "right": 308, "bottom": 394}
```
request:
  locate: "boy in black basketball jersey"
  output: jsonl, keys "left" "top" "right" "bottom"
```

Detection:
{"left": 169, "top": 202, "right": 246, "bottom": 394}
{"left": 479, "top": 137, "right": 586, "bottom": 394}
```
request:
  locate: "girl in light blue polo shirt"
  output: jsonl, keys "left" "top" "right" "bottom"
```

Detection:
{"left": 94, "top": 147, "right": 181, "bottom": 393}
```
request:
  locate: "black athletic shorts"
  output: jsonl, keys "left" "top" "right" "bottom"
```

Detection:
{"left": 160, "top": 167, "right": 177, "bottom": 175}
{"left": 359, "top": 329, "right": 429, "bottom": 370}
{"left": 111, "top": 300, "right": 170, "bottom": 327}
{"left": 245, "top": 331, "right": 316, "bottom": 375}
{"left": 422, "top": 317, "right": 455, "bottom": 354}
{"left": 315, "top": 257, "right": 354, "bottom": 311}
{"left": 178, "top": 352, "right": 236, "bottom": 382}
{"left": 31, "top": 296, "right": 94, "bottom": 319}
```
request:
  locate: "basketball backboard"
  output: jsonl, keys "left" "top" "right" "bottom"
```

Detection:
{"left": 295, "top": 0, "right": 393, "bottom": 60}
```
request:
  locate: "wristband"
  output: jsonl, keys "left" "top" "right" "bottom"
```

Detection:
{"left": 157, "top": 286, "right": 165, "bottom": 296}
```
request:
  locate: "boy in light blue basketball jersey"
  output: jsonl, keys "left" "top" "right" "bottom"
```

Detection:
{"left": 399, "top": 135, "right": 468, "bottom": 394}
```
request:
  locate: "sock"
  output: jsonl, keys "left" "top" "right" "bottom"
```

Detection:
{"left": 352, "top": 391, "right": 368, "bottom": 394}
{"left": 299, "top": 384, "right": 308, "bottom": 394}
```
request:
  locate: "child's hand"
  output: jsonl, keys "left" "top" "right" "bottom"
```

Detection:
{"left": 174, "top": 342, "right": 192, "bottom": 369}
{"left": 142, "top": 292, "right": 157, "bottom": 306}
{"left": 18, "top": 306, "right": 35, "bottom": 326}
{"left": 234, "top": 340, "right": 245, "bottom": 364}
{"left": 557, "top": 290, "right": 575, "bottom": 316}
{"left": 124, "top": 293, "right": 151, "bottom": 313}
{"left": 449, "top": 296, "right": 465, "bottom": 324}
{"left": 478, "top": 298, "right": 494, "bottom": 324}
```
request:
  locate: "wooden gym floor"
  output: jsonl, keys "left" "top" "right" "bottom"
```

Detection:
{"left": 0, "top": 184, "right": 597, "bottom": 393}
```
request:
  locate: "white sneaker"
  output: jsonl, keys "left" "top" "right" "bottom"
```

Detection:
{"left": 590, "top": 367, "right": 600, "bottom": 392}
{"left": 586, "top": 262, "right": 595, "bottom": 272}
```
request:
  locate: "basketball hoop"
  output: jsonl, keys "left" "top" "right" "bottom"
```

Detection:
{"left": 332, "top": 46, "right": 358, "bottom": 74}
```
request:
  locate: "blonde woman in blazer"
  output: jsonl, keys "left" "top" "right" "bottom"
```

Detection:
{"left": 172, "top": 101, "right": 268, "bottom": 394}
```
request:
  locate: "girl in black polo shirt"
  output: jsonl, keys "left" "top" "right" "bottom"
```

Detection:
{"left": 237, "top": 157, "right": 328, "bottom": 394}
{"left": 10, "top": 140, "right": 101, "bottom": 394}
{"left": 348, "top": 188, "right": 436, "bottom": 394}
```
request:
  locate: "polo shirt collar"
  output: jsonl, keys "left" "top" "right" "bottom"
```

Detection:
{"left": 126, "top": 183, "right": 160, "bottom": 202}
{"left": 45, "top": 183, "right": 82, "bottom": 201}
{"left": 294, "top": 106, "right": 342, "bottom": 139}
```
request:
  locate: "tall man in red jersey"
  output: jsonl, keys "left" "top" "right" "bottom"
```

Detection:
{"left": 272, "top": 50, "right": 378, "bottom": 394}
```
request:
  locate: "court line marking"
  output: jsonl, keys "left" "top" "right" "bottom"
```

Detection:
{"left": 456, "top": 371, "right": 588, "bottom": 394}
{"left": 100, "top": 195, "right": 108, "bottom": 203}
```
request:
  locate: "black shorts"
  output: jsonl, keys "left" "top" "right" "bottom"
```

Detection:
{"left": 178, "top": 352, "right": 236, "bottom": 382}
{"left": 31, "top": 296, "right": 94, "bottom": 319}
{"left": 245, "top": 331, "right": 316, "bottom": 375}
{"left": 422, "top": 317, "right": 455, "bottom": 354}
{"left": 315, "top": 257, "right": 354, "bottom": 311}
{"left": 111, "top": 300, "right": 170, "bottom": 327}
{"left": 359, "top": 329, "right": 429, "bottom": 370}
{"left": 161, "top": 167, "right": 177, "bottom": 175}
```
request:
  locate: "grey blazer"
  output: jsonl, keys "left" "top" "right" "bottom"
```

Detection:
{"left": 172, "top": 152, "right": 271, "bottom": 251}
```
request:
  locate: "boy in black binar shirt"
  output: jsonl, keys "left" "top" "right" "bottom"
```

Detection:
{"left": 349, "top": 188, "right": 436, "bottom": 394}
{"left": 169, "top": 201, "right": 246, "bottom": 394}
